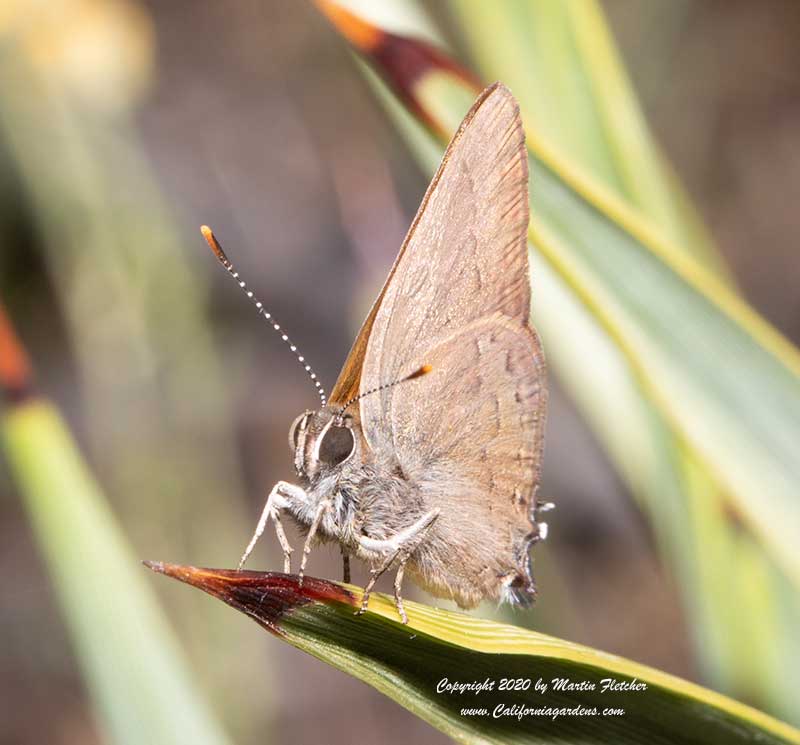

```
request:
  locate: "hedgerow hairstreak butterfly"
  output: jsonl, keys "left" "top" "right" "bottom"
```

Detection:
{"left": 202, "top": 83, "right": 549, "bottom": 623}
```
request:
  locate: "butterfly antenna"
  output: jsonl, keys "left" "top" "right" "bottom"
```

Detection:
{"left": 201, "top": 225, "right": 327, "bottom": 407}
{"left": 337, "top": 364, "right": 431, "bottom": 417}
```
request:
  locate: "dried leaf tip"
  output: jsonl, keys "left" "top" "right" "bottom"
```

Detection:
{"left": 0, "top": 301, "right": 35, "bottom": 404}
{"left": 314, "top": 0, "right": 382, "bottom": 53}
{"left": 313, "top": 2, "right": 479, "bottom": 138}
{"left": 142, "top": 561, "right": 236, "bottom": 590}
{"left": 143, "top": 562, "right": 360, "bottom": 636}
{"left": 143, "top": 560, "right": 197, "bottom": 583}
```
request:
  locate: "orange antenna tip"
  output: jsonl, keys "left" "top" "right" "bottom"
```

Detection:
{"left": 406, "top": 364, "right": 432, "bottom": 380}
{"left": 338, "top": 363, "right": 432, "bottom": 416}
{"left": 200, "top": 225, "right": 230, "bottom": 267}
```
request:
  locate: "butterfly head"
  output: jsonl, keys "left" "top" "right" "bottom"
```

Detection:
{"left": 289, "top": 408, "right": 360, "bottom": 482}
{"left": 288, "top": 363, "right": 433, "bottom": 481}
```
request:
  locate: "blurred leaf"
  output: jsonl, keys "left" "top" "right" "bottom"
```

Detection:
{"left": 0, "top": 8, "right": 247, "bottom": 559}
{"left": 148, "top": 564, "right": 800, "bottom": 745}
{"left": 2, "top": 399, "right": 234, "bottom": 745}
{"left": 448, "top": 0, "right": 725, "bottom": 275}
{"left": 0, "top": 6, "right": 261, "bottom": 726}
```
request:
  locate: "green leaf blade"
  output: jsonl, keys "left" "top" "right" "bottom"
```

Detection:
{"left": 148, "top": 564, "right": 800, "bottom": 745}
{"left": 527, "top": 153, "right": 800, "bottom": 581}
{"left": 2, "top": 402, "right": 234, "bottom": 745}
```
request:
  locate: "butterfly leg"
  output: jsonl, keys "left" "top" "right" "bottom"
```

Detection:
{"left": 356, "top": 508, "right": 440, "bottom": 555}
{"left": 356, "top": 552, "right": 397, "bottom": 617}
{"left": 355, "top": 508, "right": 440, "bottom": 622}
{"left": 272, "top": 509, "right": 293, "bottom": 573}
{"left": 238, "top": 481, "right": 308, "bottom": 570}
{"left": 393, "top": 555, "right": 409, "bottom": 625}
{"left": 298, "top": 499, "right": 332, "bottom": 587}
{"left": 534, "top": 500, "right": 555, "bottom": 542}
{"left": 341, "top": 551, "right": 351, "bottom": 584}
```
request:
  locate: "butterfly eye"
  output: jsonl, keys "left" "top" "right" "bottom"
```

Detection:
{"left": 288, "top": 411, "right": 311, "bottom": 453}
{"left": 318, "top": 425, "right": 355, "bottom": 467}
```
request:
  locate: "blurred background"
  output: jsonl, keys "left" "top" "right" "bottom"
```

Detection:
{"left": 1, "top": 1, "right": 799, "bottom": 744}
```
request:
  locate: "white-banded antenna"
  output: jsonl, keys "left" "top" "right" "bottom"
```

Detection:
{"left": 336, "top": 364, "right": 432, "bottom": 418}
{"left": 201, "top": 225, "right": 327, "bottom": 407}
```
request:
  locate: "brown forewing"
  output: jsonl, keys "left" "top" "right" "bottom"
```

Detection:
{"left": 357, "top": 83, "right": 547, "bottom": 605}
{"left": 328, "top": 82, "right": 529, "bottom": 408}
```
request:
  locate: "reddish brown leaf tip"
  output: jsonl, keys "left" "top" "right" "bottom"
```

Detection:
{"left": 0, "top": 301, "right": 35, "bottom": 404}
{"left": 314, "top": 2, "right": 479, "bottom": 133}
{"left": 144, "top": 562, "right": 357, "bottom": 634}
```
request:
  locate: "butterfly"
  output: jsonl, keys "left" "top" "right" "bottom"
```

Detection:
{"left": 203, "top": 82, "right": 549, "bottom": 623}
